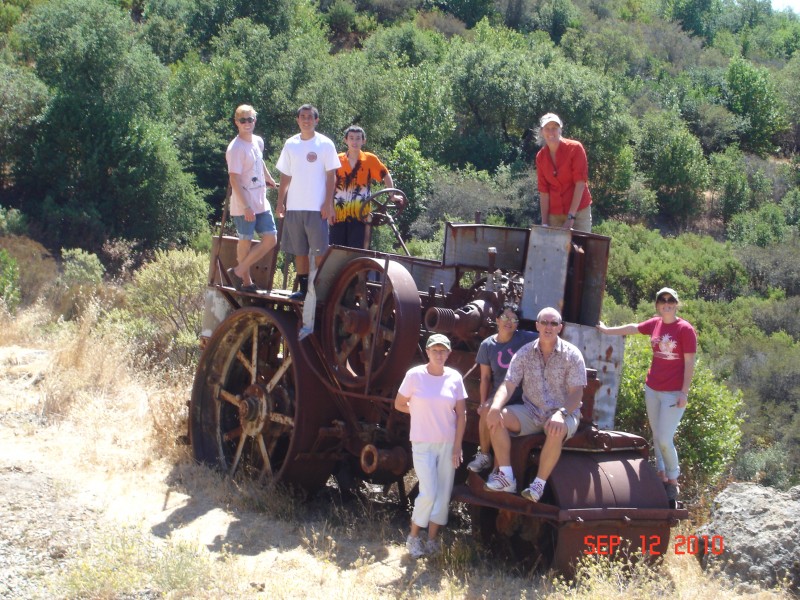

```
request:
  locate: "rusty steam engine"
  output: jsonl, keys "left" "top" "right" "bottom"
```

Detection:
{"left": 190, "top": 191, "right": 687, "bottom": 573}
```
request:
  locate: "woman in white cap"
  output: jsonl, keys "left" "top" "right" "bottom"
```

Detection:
{"left": 535, "top": 113, "right": 592, "bottom": 231}
{"left": 596, "top": 287, "right": 697, "bottom": 503}
{"left": 395, "top": 333, "right": 467, "bottom": 558}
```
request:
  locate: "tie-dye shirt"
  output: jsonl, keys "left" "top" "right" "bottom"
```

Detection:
{"left": 333, "top": 151, "right": 389, "bottom": 222}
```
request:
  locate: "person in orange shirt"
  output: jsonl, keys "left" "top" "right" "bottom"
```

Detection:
{"left": 331, "top": 126, "right": 401, "bottom": 248}
{"left": 535, "top": 113, "right": 592, "bottom": 232}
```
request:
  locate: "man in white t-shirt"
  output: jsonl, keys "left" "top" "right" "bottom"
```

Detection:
{"left": 225, "top": 104, "right": 278, "bottom": 292}
{"left": 275, "top": 105, "right": 341, "bottom": 301}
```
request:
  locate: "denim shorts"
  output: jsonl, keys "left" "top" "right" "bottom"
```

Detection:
{"left": 232, "top": 210, "right": 277, "bottom": 241}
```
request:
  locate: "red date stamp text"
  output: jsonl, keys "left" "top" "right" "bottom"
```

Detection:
{"left": 583, "top": 534, "right": 725, "bottom": 556}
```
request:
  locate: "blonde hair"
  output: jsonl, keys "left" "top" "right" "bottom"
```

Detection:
{"left": 234, "top": 104, "right": 257, "bottom": 119}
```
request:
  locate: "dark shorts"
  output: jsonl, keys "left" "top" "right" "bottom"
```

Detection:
{"left": 232, "top": 210, "right": 277, "bottom": 240}
{"left": 282, "top": 211, "right": 329, "bottom": 257}
{"left": 330, "top": 219, "right": 366, "bottom": 248}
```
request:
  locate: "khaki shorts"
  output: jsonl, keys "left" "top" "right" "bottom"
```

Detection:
{"left": 548, "top": 206, "right": 592, "bottom": 232}
{"left": 281, "top": 210, "right": 329, "bottom": 257}
{"left": 505, "top": 404, "right": 579, "bottom": 440}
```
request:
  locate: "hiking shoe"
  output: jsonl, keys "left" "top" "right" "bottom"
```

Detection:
{"left": 289, "top": 289, "right": 306, "bottom": 301}
{"left": 484, "top": 471, "right": 516, "bottom": 493}
{"left": 664, "top": 482, "right": 679, "bottom": 501}
{"left": 425, "top": 538, "right": 441, "bottom": 556}
{"left": 406, "top": 535, "right": 426, "bottom": 559}
{"left": 521, "top": 480, "right": 545, "bottom": 502}
{"left": 467, "top": 451, "right": 493, "bottom": 472}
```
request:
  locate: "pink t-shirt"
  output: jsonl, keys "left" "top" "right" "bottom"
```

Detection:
{"left": 638, "top": 317, "right": 697, "bottom": 391}
{"left": 398, "top": 365, "right": 467, "bottom": 443}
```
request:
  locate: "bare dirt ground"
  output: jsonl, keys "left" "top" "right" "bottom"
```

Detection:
{"left": 0, "top": 345, "right": 486, "bottom": 599}
{"left": 1, "top": 344, "right": 791, "bottom": 600}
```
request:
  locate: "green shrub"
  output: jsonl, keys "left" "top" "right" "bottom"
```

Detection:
{"left": 596, "top": 221, "right": 748, "bottom": 307}
{"left": 727, "top": 203, "right": 791, "bottom": 247}
{"left": 735, "top": 238, "right": 800, "bottom": 296}
{"left": 0, "top": 205, "right": 28, "bottom": 236}
{"left": 614, "top": 336, "right": 743, "bottom": 493}
{"left": 61, "top": 248, "right": 105, "bottom": 286}
{"left": 125, "top": 248, "right": 206, "bottom": 368}
{"left": 326, "top": 0, "right": 356, "bottom": 35}
{"left": 0, "top": 248, "right": 21, "bottom": 313}
{"left": 733, "top": 442, "right": 797, "bottom": 490}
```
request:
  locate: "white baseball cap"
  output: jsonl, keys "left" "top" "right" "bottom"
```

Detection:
{"left": 540, "top": 113, "right": 563, "bottom": 128}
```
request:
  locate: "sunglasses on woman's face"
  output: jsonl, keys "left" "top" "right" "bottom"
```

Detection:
{"left": 237, "top": 117, "right": 256, "bottom": 124}
{"left": 657, "top": 296, "right": 677, "bottom": 304}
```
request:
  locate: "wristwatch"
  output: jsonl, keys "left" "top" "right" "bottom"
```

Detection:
{"left": 567, "top": 213, "right": 576, "bottom": 220}
{"left": 559, "top": 407, "right": 569, "bottom": 418}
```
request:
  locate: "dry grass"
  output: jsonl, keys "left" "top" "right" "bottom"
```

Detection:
{"left": 1, "top": 301, "right": 795, "bottom": 600}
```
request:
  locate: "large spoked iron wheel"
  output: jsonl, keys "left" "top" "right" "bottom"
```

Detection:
{"left": 190, "top": 307, "right": 337, "bottom": 492}
{"left": 322, "top": 257, "right": 420, "bottom": 389}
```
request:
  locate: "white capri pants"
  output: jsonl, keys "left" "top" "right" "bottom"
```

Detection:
{"left": 411, "top": 441, "right": 455, "bottom": 528}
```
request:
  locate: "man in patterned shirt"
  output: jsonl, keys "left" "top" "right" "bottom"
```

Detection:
{"left": 484, "top": 307, "right": 587, "bottom": 502}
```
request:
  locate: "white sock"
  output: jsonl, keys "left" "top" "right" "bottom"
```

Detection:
{"left": 499, "top": 466, "right": 514, "bottom": 479}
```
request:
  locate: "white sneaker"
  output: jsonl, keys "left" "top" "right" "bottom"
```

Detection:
{"left": 425, "top": 538, "right": 441, "bottom": 556}
{"left": 521, "top": 480, "right": 545, "bottom": 502}
{"left": 484, "top": 471, "right": 516, "bottom": 493}
{"left": 467, "top": 451, "right": 493, "bottom": 472}
{"left": 406, "top": 535, "right": 426, "bottom": 559}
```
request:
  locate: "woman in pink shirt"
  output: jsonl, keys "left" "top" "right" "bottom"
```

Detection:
{"left": 535, "top": 113, "right": 592, "bottom": 232}
{"left": 597, "top": 287, "right": 697, "bottom": 503}
{"left": 395, "top": 334, "right": 467, "bottom": 559}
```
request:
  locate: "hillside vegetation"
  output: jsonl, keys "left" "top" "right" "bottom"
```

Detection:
{"left": 1, "top": 0, "right": 799, "bottom": 493}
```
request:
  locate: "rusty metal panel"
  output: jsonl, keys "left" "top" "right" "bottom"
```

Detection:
{"left": 562, "top": 323, "right": 624, "bottom": 429}
{"left": 209, "top": 235, "right": 276, "bottom": 290}
{"left": 521, "top": 226, "right": 571, "bottom": 320}
{"left": 443, "top": 223, "right": 528, "bottom": 271}
{"left": 405, "top": 262, "right": 458, "bottom": 292}
{"left": 577, "top": 235, "right": 610, "bottom": 326}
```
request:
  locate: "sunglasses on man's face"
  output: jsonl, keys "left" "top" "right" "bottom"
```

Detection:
{"left": 537, "top": 319, "right": 561, "bottom": 327}
{"left": 237, "top": 117, "right": 256, "bottom": 124}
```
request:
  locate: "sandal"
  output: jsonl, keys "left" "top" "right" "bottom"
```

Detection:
{"left": 226, "top": 267, "right": 243, "bottom": 290}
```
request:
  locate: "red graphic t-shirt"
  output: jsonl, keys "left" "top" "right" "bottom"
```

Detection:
{"left": 638, "top": 317, "right": 697, "bottom": 391}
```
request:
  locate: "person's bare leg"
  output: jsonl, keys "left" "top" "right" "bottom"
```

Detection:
{"left": 428, "top": 522, "right": 441, "bottom": 541}
{"left": 534, "top": 429, "right": 566, "bottom": 481}
{"left": 488, "top": 409, "right": 520, "bottom": 468}
{"left": 235, "top": 240, "right": 253, "bottom": 285}
{"left": 236, "top": 234, "right": 277, "bottom": 285}
{"left": 295, "top": 254, "right": 310, "bottom": 276}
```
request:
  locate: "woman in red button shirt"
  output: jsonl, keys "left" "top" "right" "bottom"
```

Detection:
{"left": 535, "top": 113, "right": 592, "bottom": 232}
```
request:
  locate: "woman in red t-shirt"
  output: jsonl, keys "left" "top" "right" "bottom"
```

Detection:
{"left": 535, "top": 113, "right": 592, "bottom": 232}
{"left": 596, "top": 287, "right": 697, "bottom": 503}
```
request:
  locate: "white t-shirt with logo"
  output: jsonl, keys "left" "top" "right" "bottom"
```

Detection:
{"left": 275, "top": 132, "right": 341, "bottom": 211}
{"left": 226, "top": 135, "right": 270, "bottom": 216}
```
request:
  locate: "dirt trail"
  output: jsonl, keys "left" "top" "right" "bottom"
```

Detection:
{"left": 0, "top": 345, "right": 423, "bottom": 599}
